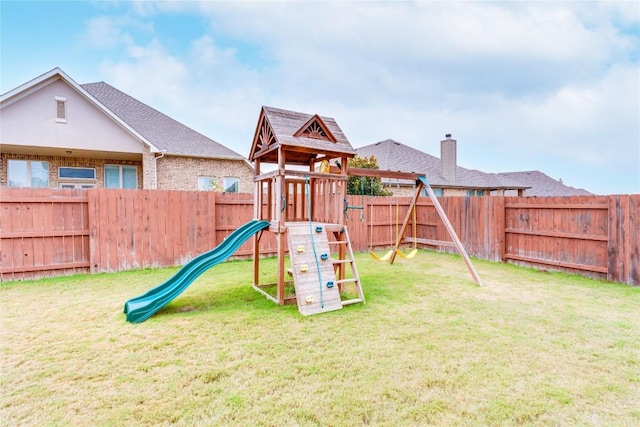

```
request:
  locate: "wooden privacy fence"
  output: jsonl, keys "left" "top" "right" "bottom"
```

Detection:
{"left": 0, "top": 188, "right": 90, "bottom": 278}
{"left": 1, "top": 188, "right": 638, "bottom": 286}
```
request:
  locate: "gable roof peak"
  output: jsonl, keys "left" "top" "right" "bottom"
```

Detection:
{"left": 249, "top": 105, "right": 355, "bottom": 165}
{"left": 377, "top": 138, "right": 401, "bottom": 144}
{"left": 293, "top": 113, "right": 337, "bottom": 142}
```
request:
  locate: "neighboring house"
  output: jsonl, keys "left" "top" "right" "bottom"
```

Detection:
{"left": 356, "top": 137, "right": 592, "bottom": 197}
{"left": 497, "top": 171, "right": 592, "bottom": 197}
{"left": 356, "top": 137, "right": 529, "bottom": 197}
{"left": 0, "top": 68, "right": 253, "bottom": 192}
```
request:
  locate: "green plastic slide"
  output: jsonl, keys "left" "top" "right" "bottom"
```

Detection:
{"left": 123, "top": 219, "right": 270, "bottom": 323}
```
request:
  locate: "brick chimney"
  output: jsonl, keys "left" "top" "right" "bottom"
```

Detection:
{"left": 440, "top": 133, "right": 457, "bottom": 182}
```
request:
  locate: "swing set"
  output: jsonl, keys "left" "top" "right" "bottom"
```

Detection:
{"left": 348, "top": 168, "right": 483, "bottom": 286}
{"left": 369, "top": 182, "right": 417, "bottom": 261}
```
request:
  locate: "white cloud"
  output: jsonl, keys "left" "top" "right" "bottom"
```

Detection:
{"left": 99, "top": 39, "right": 190, "bottom": 109}
{"left": 82, "top": 15, "right": 133, "bottom": 49}
{"left": 84, "top": 1, "right": 638, "bottom": 193}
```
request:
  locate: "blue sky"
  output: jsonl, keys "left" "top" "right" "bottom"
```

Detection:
{"left": 2, "top": 0, "right": 639, "bottom": 195}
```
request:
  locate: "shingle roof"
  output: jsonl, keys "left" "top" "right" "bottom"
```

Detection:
{"left": 357, "top": 139, "right": 440, "bottom": 174}
{"left": 497, "top": 171, "right": 593, "bottom": 196}
{"left": 264, "top": 106, "right": 355, "bottom": 154}
{"left": 356, "top": 139, "right": 593, "bottom": 195}
{"left": 250, "top": 106, "right": 356, "bottom": 164}
{"left": 356, "top": 139, "right": 520, "bottom": 189}
{"left": 82, "top": 82, "right": 244, "bottom": 160}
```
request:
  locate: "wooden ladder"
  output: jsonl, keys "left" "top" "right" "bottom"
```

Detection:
{"left": 326, "top": 225, "right": 365, "bottom": 306}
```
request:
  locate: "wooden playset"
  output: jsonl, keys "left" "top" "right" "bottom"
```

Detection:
{"left": 248, "top": 106, "right": 365, "bottom": 315}
{"left": 247, "top": 106, "right": 482, "bottom": 316}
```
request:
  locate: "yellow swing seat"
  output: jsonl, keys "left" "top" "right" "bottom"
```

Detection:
{"left": 369, "top": 250, "right": 394, "bottom": 261}
{"left": 395, "top": 248, "right": 418, "bottom": 259}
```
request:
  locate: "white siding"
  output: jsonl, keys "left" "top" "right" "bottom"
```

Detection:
{"left": 0, "top": 78, "right": 144, "bottom": 154}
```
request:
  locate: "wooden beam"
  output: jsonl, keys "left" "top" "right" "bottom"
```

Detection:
{"left": 1, "top": 230, "right": 89, "bottom": 239}
{"left": 282, "top": 145, "right": 356, "bottom": 159}
{"left": 506, "top": 254, "right": 608, "bottom": 274}
{"left": 418, "top": 176, "right": 483, "bottom": 286}
{"left": 283, "top": 169, "right": 348, "bottom": 180}
{"left": 504, "top": 228, "right": 608, "bottom": 242}
{"left": 403, "top": 237, "right": 457, "bottom": 248}
{"left": 348, "top": 168, "right": 421, "bottom": 181}
{"left": 505, "top": 203, "right": 608, "bottom": 210}
{"left": 254, "top": 169, "right": 281, "bottom": 182}
{"left": 254, "top": 142, "right": 279, "bottom": 159}
{"left": 347, "top": 168, "right": 529, "bottom": 192}
{"left": 1, "top": 261, "right": 90, "bottom": 274}
{"left": 0, "top": 197, "right": 88, "bottom": 203}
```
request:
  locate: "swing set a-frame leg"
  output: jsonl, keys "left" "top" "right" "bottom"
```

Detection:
{"left": 390, "top": 176, "right": 483, "bottom": 287}
{"left": 389, "top": 185, "right": 421, "bottom": 265}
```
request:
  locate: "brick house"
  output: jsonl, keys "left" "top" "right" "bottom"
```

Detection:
{"left": 357, "top": 137, "right": 591, "bottom": 197}
{"left": 0, "top": 68, "right": 253, "bottom": 192}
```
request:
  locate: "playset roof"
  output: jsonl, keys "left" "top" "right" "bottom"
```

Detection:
{"left": 249, "top": 106, "right": 356, "bottom": 165}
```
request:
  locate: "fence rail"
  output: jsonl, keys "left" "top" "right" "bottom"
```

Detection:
{"left": 1, "top": 188, "right": 637, "bottom": 286}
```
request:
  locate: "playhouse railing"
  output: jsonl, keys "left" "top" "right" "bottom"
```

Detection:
{"left": 254, "top": 170, "right": 347, "bottom": 225}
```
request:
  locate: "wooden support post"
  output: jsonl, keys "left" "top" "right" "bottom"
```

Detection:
{"left": 277, "top": 230, "right": 286, "bottom": 305}
{"left": 310, "top": 177, "right": 315, "bottom": 222}
{"left": 276, "top": 149, "right": 287, "bottom": 304}
{"left": 275, "top": 151, "right": 284, "bottom": 227}
{"left": 253, "top": 159, "right": 261, "bottom": 291}
{"left": 267, "top": 179, "right": 273, "bottom": 221}
{"left": 338, "top": 231, "right": 346, "bottom": 289}
{"left": 418, "top": 176, "right": 483, "bottom": 286}
{"left": 339, "top": 156, "right": 348, "bottom": 225}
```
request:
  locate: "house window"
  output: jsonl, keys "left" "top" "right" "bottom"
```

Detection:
{"left": 223, "top": 177, "right": 239, "bottom": 193}
{"left": 59, "top": 167, "right": 96, "bottom": 180}
{"left": 55, "top": 96, "right": 67, "bottom": 123}
{"left": 105, "top": 165, "right": 137, "bottom": 189}
{"left": 8, "top": 160, "right": 49, "bottom": 187}
{"left": 422, "top": 187, "right": 443, "bottom": 197}
{"left": 198, "top": 176, "right": 218, "bottom": 191}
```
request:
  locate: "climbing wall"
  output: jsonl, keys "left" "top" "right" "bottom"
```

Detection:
{"left": 287, "top": 223, "right": 343, "bottom": 316}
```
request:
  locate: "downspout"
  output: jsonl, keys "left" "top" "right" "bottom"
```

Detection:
{"left": 154, "top": 149, "right": 167, "bottom": 189}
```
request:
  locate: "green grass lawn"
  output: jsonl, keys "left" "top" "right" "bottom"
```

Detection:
{"left": 1, "top": 250, "right": 639, "bottom": 426}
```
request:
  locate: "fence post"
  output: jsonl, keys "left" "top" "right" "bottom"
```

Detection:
{"left": 87, "top": 189, "right": 99, "bottom": 273}
{"left": 608, "top": 195, "right": 625, "bottom": 284}
{"left": 608, "top": 195, "right": 639, "bottom": 286}
{"left": 496, "top": 196, "right": 506, "bottom": 262}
